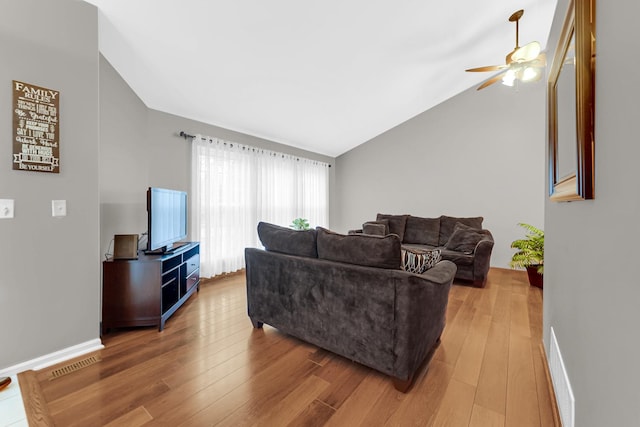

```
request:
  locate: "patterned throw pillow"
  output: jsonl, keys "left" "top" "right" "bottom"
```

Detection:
{"left": 401, "top": 248, "right": 441, "bottom": 274}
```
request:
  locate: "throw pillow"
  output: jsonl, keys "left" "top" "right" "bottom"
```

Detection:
{"left": 362, "top": 220, "right": 389, "bottom": 236}
{"left": 257, "top": 221, "right": 318, "bottom": 258}
{"left": 376, "top": 214, "right": 409, "bottom": 241}
{"left": 444, "top": 222, "right": 486, "bottom": 254}
{"left": 438, "top": 215, "right": 483, "bottom": 246}
{"left": 401, "top": 248, "right": 441, "bottom": 274}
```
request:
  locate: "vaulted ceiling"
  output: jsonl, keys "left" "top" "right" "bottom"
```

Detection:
{"left": 84, "top": 0, "right": 557, "bottom": 157}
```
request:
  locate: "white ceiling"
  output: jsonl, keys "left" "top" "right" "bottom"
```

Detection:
{"left": 84, "top": 0, "right": 557, "bottom": 157}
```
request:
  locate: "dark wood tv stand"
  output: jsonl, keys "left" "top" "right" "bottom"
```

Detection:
{"left": 102, "top": 242, "right": 200, "bottom": 334}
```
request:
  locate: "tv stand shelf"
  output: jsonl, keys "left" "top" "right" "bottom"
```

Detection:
{"left": 102, "top": 242, "right": 200, "bottom": 334}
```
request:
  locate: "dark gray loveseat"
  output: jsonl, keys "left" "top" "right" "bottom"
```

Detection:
{"left": 353, "top": 214, "right": 494, "bottom": 287}
{"left": 245, "top": 222, "right": 457, "bottom": 392}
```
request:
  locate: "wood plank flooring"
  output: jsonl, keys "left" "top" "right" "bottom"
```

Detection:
{"left": 20, "top": 268, "right": 558, "bottom": 426}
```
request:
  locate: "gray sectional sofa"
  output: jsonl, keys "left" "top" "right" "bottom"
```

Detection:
{"left": 245, "top": 222, "right": 457, "bottom": 392}
{"left": 353, "top": 214, "right": 494, "bottom": 287}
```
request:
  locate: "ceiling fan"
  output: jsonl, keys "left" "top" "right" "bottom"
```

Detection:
{"left": 466, "top": 9, "right": 546, "bottom": 90}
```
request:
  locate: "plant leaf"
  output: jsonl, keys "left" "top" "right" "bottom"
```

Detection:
{"left": 510, "top": 223, "right": 544, "bottom": 269}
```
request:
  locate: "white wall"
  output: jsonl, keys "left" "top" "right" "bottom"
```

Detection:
{"left": 0, "top": 0, "right": 100, "bottom": 369}
{"left": 544, "top": 1, "right": 640, "bottom": 425}
{"left": 333, "top": 81, "right": 545, "bottom": 268}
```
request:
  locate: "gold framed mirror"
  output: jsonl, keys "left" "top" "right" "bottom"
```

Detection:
{"left": 548, "top": 0, "right": 595, "bottom": 201}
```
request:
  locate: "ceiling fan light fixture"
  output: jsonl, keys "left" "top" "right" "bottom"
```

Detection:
{"left": 512, "top": 41, "right": 542, "bottom": 62}
{"left": 522, "top": 66, "right": 541, "bottom": 82}
{"left": 502, "top": 69, "right": 517, "bottom": 86}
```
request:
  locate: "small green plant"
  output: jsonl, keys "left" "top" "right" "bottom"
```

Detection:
{"left": 290, "top": 218, "right": 310, "bottom": 231}
{"left": 510, "top": 223, "right": 544, "bottom": 274}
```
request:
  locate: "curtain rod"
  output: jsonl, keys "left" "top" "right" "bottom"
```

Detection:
{"left": 178, "top": 130, "right": 331, "bottom": 167}
{"left": 179, "top": 131, "right": 196, "bottom": 139}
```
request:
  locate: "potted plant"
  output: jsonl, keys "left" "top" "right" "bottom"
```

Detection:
{"left": 510, "top": 223, "right": 544, "bottom": 288}
{"left": 290, "top": 218, "right": 310, "bottom": 231}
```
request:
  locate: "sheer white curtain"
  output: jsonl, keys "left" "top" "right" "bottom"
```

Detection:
{"left": 191, "top": 134, "right": 329, "bottom": 278}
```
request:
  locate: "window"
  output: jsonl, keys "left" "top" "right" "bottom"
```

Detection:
{"left": 191, "top": 135, "right": 329, "bottom": 277}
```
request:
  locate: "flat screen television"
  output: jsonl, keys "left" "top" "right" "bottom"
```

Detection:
{"left": 146, "top": 187, "right": 188, "bottom": 253}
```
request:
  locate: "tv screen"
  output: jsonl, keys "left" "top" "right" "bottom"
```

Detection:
{"left": 147, "top": 187, "right": 188, "bottom": 252}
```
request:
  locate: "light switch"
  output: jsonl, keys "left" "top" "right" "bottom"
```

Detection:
{"left": 0, "top": 199, "right": 14, "bottom": 219}
{"left": 52, "top": 200, "right": 66, "bottom": 217}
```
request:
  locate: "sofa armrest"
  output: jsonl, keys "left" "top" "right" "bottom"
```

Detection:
{"left": 393, "top": 260, "right": 456, "bottom": 381}
{"left": 472, "top": 232, "right": 494, "bottom": 286}
{"left": 418, "top": 259, "right": 458, "bottom": 285}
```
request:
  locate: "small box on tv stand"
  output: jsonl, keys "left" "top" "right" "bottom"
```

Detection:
{"left": 113, "top": 234, "right": 139, "bottom": 259}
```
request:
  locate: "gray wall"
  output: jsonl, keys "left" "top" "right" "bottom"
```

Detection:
{"left": 0, "top": 0, "right": 100, "bottom": 368}
{"left": 100, "top": 55, "right": 149, "bottom": 260}
{"left": 334, "top": 80, "right": 545, "bottom": 268}
{"left": 544, "top": 1, "right": 640, "bottom": 425}
{"left": 99, "top": 56, "right": 336, "bottom": 258}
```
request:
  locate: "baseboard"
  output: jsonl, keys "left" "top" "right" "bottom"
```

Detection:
{"left": 488, "top": 266, "right": 513, "bottom": 272}
{"left": 548, "top": 327, "right": 575, "bottom": 427}
{"left": 539, "top": 342, "right": 563, "bottom": 426}
{"left": 202, "top": 269, "right": 246, "bottom": 282}
{"left": 0, "top": 338, "right": 104, "bottom": 376}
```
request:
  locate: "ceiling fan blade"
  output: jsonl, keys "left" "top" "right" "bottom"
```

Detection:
{"left": 477, "top": 72, "right": 507, "bottom": 90}
{"left": 512, "top": 41, "right": 542, "bottom": 62}
{"left": 466, "top": 65, "right": 507, "bottom": 72}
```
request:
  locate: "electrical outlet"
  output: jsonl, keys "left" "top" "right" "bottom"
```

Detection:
{"left": 0, "top": 199, "right": 14, "bottom": 219}
{"left": 52, "top": 200, "right": 66, "bottom": 217}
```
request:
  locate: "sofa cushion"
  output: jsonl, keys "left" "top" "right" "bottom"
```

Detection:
{"left": 444, "top": 222, "right": 486, "bottom": 254}
{"left": 376, "top": 214, "right": 409, "bottom": 241}
{"left": 257, "top": 221, "right": 318, "bottom": 258}
{"left": 316, "top": 227, "right": 401, "bottom": 269}
{"left": 401, "top": 248, "right": 441, "bottom": 274}
{"left": 363, "top": 219, "right": 389, "bottom": 236}
{"left": 403, "top": 216, "right": 440, "bottom": 246}
{"left": 440, "top": 248, "right": 475, "bottom": 266}
{"left": 438, "top": 215, "right": 483, "bottom": 246}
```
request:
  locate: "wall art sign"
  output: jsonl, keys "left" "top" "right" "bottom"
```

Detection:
{"left": 12, "top": 80, "right": 60, "bottom": 173}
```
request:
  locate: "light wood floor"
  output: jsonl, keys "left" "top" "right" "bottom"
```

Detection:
{"left": 20, "top": 268, "right": 558, "bottom": 426}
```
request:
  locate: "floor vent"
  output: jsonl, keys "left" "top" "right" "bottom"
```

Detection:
{"left": 49, "top": 355, "right": 101, "bottom": 380}
{"left": 549, "top": 327, "right": 575, "bottom": 427}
